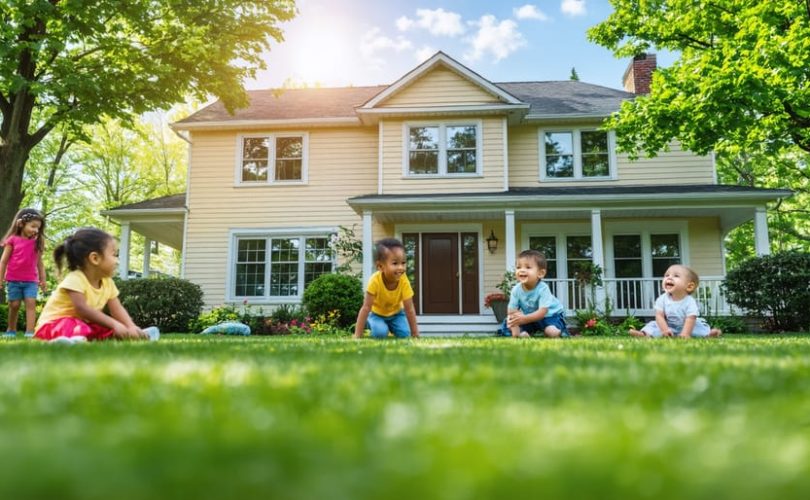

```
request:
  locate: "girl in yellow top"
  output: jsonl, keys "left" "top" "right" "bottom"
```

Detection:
{"left": 354, "top": 238, "right": 419, "bottom": 339}
{"left": 35, "top": 228, "right": 158, "bottom": 343}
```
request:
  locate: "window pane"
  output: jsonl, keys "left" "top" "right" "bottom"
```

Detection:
{"left": 409, "top": 127, "right": 438, "bottom": 150}
{"left": 581, "top": 131, "right": 608, "bottom": 153}
{"left": 270, "top": 238, "right": 299, "bottom": 296}
{"left": 545, "top": 132, "right": 573, "bottom": 155}
{"left": 614, "top": 235, "right": 641, "bottom": 258}
{"left": 276, "top": 137, "right": 302, "bottom": 158}
{"left": 447, "top": 150, "right": 476, "bottom": 174}
{"left": 242, "top": 160, "right": 268, "bottom": 182}
{"left": 651, "top": 234, "right": 681, "bottom": 277}
{"left": 582, "top": 154, "right": 609, "bottom": 177}
{"left": 529, "top": 236, "right": 557, "bottom": 280}
{"left": 447, "top": 126, "right": 476, "bottom": 149}
{"left": 402, "top": 234, "right": 419, "bottom": 305}
{"left": 235, "top": 239, "right": 266, "bottom": 296}
{"left": 546, "top": 155, "right": 574, "bottom": 177}
{"left": 243, "top": 137, "right": 270, "bottom": 159}
{"left": 303, "top": 238, "right": 333, "bottom": 288}
{"left": 409, "top": 151, "right": 439, "bottom": 174}
{"left": 275, "top": 159, "right": 302, "bottom": 180}
{"left": 567, "top": 236, "right": 592, "bottom": 260}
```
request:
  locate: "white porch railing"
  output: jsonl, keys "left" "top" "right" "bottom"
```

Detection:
{"left": 545, "top": 276, "right": 733, "bottom": 317}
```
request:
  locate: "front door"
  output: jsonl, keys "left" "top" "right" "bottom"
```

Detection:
{"left": 419, "top": 232, "right": 480, "bottom": 314}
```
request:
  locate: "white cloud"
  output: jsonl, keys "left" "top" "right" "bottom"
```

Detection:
{"left": 513, "top": 4, "right": 549, "bottom": 21}
{"left": 360, "top": 27, "right": 413, "bottom": 67}
{"left": 399, "top": 8, "right": 465, "bottom": 37}
{"left": 415, "top": 46, "right": 436, "bottom": 63}
{"left": 464, "top": 15, "right": 526, "bottom": 62}
{"left": 395, "top": 15, "right": 414, "bottom": 32}
{"left": 561, "top": 0, "right": 587, "bottom": 16}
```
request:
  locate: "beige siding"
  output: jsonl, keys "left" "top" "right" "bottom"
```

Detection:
{"left": 508, "top": 124, "right": 716, "bottom": 187}
{"left": 381, "top": 117, "right": 506, "bottom": 194}
{"left": 688, "top": 218, "right": 724, "bottom": 275}
{"left": 382, "top": 67, "right": 501, "bottom": 106}
{"left": 185, "top": 127, "right": 378, "bottom": 306}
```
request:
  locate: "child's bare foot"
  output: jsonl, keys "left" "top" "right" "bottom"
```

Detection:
{"left": 628, "top": 329, "right": 647, "bottom": 337}
{"left": 544, "top": 326, "right": 562, "bottom": 338}
{"left": 518, "top": 331, "right": 530, "bottom": 338}
{"left": 709, "top": 328, "right": 722, "bottom": 337}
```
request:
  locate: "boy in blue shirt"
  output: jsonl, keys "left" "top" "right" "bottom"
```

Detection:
{"left": 499, "top": 249, "right": 568, "bottom": 338}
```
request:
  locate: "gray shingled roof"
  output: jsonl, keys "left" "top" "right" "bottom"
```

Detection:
{"left": 496, "top": 81, "right": 635, "bottom": 117}
{"left": 107, "top": 194, "right": 186, "bottom": 211}
{"left": 177, "top": 86, "right": 388, "bottom": 124}
{"left": 177, "top": 80, "right": 635, "bottom": 124}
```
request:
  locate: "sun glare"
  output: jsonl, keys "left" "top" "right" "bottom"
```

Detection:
{"left": 286, "top": 13, "right": 357, "bottom": 87}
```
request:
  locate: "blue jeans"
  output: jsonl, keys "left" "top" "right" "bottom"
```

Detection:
{"left": 6, "top": 281, "right": 38, "bottom": 301}
{"left": 367, "top": 310, "right": 411, "bottom": 339}
{"left": 498, "top": 311, "right": 569, "bottom": 337}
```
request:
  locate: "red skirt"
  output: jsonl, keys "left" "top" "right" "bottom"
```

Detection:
{"left": 35, "top": 317, "right": 114, "bottom": 341}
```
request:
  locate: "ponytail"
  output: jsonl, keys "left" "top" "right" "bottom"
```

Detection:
{"left": 52, "top": 228, "right": 114, "bottom": 273}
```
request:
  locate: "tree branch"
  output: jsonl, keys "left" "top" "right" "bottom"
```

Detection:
{"left": 784, "top": 101, "right": 810, "bottom": 127}
{"left": 789, "top": 130, "right": 810, "bottom": 153}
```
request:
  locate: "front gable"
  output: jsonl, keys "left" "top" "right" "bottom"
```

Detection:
{"left": 381, "top": 66, "right": 503, "bottom": 107}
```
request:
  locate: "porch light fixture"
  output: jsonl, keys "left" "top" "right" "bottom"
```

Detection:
{"left": 486, "top": 230, "right": 499, "bottom": 254}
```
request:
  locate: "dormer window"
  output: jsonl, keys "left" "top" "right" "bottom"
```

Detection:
{"left": 238, "top": 133, "right": 308, "bottom": 185}
{"left": 405, "top": 122, "right": 481, "bottom": 177}
{"left": 539, "top": 129, "right": 615, "bottom": 181}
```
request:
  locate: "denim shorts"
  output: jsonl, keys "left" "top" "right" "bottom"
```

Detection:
{"left": 499, "top": 311, "right": 569, "bottom": 337}
{"left": 5, "top": 281, "right": 38, "bottom": 301}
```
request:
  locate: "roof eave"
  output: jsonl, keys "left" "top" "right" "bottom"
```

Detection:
{"left": 171, "top": 117, "right": 362, "bottom": 131}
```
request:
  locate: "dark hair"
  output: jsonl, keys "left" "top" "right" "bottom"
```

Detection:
{"left": 373, "top": 238, "right": 405, "bottom": 263}
{"left": 53, "top": 228, "right": 115, "bottom": 273}
{"left": 2, "top": 208, "right": 46, "bottom": 253}
{"left": 517, "top": 249, "right": 547, "bottom": 270}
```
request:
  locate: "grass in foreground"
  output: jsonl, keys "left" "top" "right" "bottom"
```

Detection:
{"left": 1, "top": 335, "right": 809, "bottom": 500}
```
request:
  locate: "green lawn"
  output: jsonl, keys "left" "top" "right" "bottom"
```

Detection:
{"left": 2, "top": 335, "right": 809, "bottom": 500}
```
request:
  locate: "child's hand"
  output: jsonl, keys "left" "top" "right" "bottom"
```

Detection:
{"left": 506, "top": 310, "right": 525, "bottom": 328}
{"left": 39, "top": 280, "right": 47, "bottom": 293}
{"left": 662, "top": 330, "right": 674, "bottom": 337}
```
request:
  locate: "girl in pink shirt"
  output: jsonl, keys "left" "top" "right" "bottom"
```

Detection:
{"left": 0, "top": 208, "right": 47, "bottom": 338}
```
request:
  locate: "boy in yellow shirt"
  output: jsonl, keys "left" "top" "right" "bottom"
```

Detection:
{"left": 354, "top": 238, "right": 420, "bottom": 339}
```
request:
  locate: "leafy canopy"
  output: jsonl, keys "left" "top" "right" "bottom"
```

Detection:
{"left": 588, "top": 0, "right": 810, "bottom": 157}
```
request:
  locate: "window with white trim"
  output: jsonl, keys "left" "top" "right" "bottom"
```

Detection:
{"left": 540, "top": 129, "right": 613, "bottom": 180}
{"left": 239, "top": 134, "right": 306, "bottom": 184}
{"left": 233, "top": 235, "right": 333, "bottom": 299}
{"left": 406, "top": 123, "right": 480, "bottom": 176}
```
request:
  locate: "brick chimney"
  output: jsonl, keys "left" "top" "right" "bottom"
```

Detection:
{"left": 622, "top": 53, "right": 657, "bottom": 94}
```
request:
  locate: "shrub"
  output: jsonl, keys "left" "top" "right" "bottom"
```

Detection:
{"left": 722, "top": 252, "right": 810, "bottom": 332}
{"left": 302, "top": 273, "right": 363, "bottom": 328}
{"left": 190, "top": 304, "right": 242, "bottom": 333}
{"left": 117, "top": 277, "right": 204, "bottom": 333}
{"left": 703, "top": 315, "right": 748, "bottom": 334}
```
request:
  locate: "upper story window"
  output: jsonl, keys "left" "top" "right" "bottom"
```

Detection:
{"left": 539, "top": 129, "right": 615, "bottom": 181}
{"left": 239, "top": 133, "right": 308, "bottom": 185}
{"left": 405, "top": 122, "right": 481, "bottom": 176}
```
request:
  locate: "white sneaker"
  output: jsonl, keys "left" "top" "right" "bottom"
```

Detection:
{"left": 48, "top": 335, "right": 87, "bottom": 345}
{"left": 143, "top": 326, "right": 160, "bottom": 341}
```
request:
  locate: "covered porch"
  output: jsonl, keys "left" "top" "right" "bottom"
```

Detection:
{"left": 348, "top": 184, "right": 791, "bottom": 324}
{"left": 101, "top": 194, "right": 187, "bottom": 279}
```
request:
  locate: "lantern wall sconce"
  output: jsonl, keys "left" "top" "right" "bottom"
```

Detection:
{"left": 486, "top": 230, "right": 499, "bottom": 254}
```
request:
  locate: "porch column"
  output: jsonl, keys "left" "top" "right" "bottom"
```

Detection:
{"left": 505, "top": 210, "right": 516, "bottom": 269}
{"left": 362, "top": 211, "right": 373, "bottom": 286}
{"left": 754, "top": 207, "right": 770, "bottom": 256}
{"left": 119, "top": 222, "right": 131, "bottom": 280}
{"left": 591, "top": 210, "right": 606, "bottom": 309}
{"left": 142, "top": 238, "right": 152, "bottom": 278}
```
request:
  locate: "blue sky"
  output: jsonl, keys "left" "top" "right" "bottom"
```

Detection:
{"left": 249, "top": 0, "right": 674, "bottom": 91}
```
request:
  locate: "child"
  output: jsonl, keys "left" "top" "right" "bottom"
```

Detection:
{"left": 354, "top": 238, "right": 419, "bottom": 339}
{"left": 34, "top": 228, "right": 158, "bottom": 344}
{"left": 629, "top": 264, "right": 722, "bottom": 338}
{"left": 500, "top": 249, "right": 568, "bottom": 338}
{"left": 0, "top": 208, "right": 47, "bottom": 338}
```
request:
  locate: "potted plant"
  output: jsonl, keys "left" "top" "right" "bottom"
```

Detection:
{"left": 484, "top": 270, "right": 516, "bottom": 323}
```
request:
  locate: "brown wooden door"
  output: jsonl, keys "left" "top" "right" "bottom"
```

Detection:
{"left": 421, "top": 233, "right": 458, "bottom": 314}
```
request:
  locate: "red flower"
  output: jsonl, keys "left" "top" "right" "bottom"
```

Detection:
{"left": 585, "top": 318, "right": 597, "bottom": 329}
{"left": 484, "top": 292, "right": 508, "bottom": 308}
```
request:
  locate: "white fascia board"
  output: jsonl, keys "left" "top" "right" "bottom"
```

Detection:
{"left": 101, "top": 208, "right": 187, "bottom": 217}
{"left": 171, "top": 117, "right": 361, "bottom": 131}
{"left": 356, "top": 104, "right": 530, "bottom": 116}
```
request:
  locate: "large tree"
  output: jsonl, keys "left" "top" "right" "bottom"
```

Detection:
{"left": 588, "top": 0, "right": 810, "bottom": 158}
{"left": 0, "top": 0, "right": 296, "bottom": 233}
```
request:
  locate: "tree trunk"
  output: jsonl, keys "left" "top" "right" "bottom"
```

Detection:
{"left": 0, "top": 141, "right": 31, "bottom": 238}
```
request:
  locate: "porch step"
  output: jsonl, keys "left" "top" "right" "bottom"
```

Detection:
{"left": 417, "top": 315, "right": 500, "bottom": 337}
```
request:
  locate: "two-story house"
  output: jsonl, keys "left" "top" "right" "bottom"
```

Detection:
{"left": 106, "top": 52, "right": 790, "bottom": 334}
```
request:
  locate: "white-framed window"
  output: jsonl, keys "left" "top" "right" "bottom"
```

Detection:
{"left": 538, "top": 128, "right": 616, "bottom": 181}
{"left": 229, "top": 230, "right": 334, "bottom": 301}
{"left": 403, "top": 121, "right": 482, "bottom": 176}
{"left": 237, "top": 133, "right": 308, "bottom": 185}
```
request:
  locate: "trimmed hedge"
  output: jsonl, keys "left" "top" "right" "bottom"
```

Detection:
{"left": 117, "top": 277, "right": 204, "bottom": 332}
{"left": 722, "top": 252, "right": 810, "bottom": 332}
{"left": 302, "top": 273, "right": 363, "bottom": 327}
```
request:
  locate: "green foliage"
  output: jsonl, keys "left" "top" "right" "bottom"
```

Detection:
{"left": 0, "top": 304, "right": 25, "bottom": 332}
{"left": 722, "top": 252, "right": 810, "bottom": 332}
{"left": 117, "top": 277, "right": 204, "bottom": 332}
{"left": 495, "top": 270, "right": 517, "bottom": 296}
{"left": 588, "top": 1, "right": 810, "bottom": 157}
{"left": 703, "top": 315, "right": 748, "bottom": 335}
{"left": 302, "top": 273, "right": 364, "bottom": 328}
{"left": 3, "top": 336, "right": 810, "bottom": 499}
{"left": 190, "top": 304, "right": 243, "bottom": 333}
{"left": 329, "top": 225, "right": 363, "bottom": 277}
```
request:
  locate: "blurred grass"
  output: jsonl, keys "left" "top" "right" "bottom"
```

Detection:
{"left": 1, "top": 335, "right": 809, "bottom": 500}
